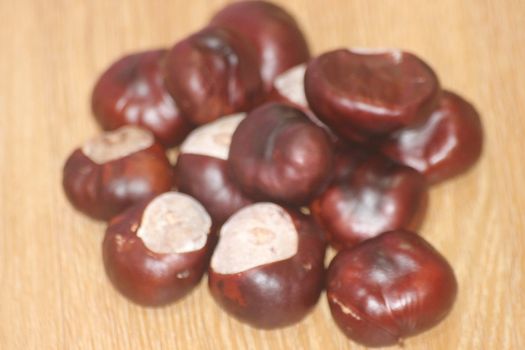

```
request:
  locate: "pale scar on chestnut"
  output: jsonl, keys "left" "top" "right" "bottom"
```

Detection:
{"left": 82, "top": 125, "right": 154, "bottom": 164}
{"left": 137, "top": 192, "right": 211, "bottom": 254}
{"left": 211, "top": 203, "right": 299, "bottom": 275}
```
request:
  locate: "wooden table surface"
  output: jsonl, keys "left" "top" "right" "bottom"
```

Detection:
{"left": 1, "top": 1, "right": 524, "bottom": 349}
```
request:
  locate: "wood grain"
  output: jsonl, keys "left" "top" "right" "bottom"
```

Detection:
{"left": 1, "top": 1, "right": 524, "bottom": 349}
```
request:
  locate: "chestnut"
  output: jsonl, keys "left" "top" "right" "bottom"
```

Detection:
{"left": 228, "top": 103, "right": 334, "bottom": 205}
{"left": 380, "top": 90, "right": 483, "bottom": 184}
{"left": 311, "top": 149, "right": 427, "bottom": 249}
{"left": 305, "top": 48, "right": 441, "bottom": 142}
{"left": 103, "top": 192, "right": 213, "bottom": 306}
{"left": 91, "top": 49, "right": 193, "bottom": 147}
{"left": 210, "top": 0, "right": 310, "bottom": 92}
{"left": 326, "top": 230, "right": 457, "bottom": 347}
{"left": 208, "top": 202, "right": 325, "bottom": 329}
{"left": 164, "top": 26, "right": 263, "bottom": 125}
{"left": 62, "top": 126, "right": 174, "bottom": 221}
{"left": 175, "top": 113, "right": 254, "bottom": 225}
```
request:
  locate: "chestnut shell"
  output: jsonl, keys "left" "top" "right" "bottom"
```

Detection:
{"left": 305, "top": 49, "right": 441, "bottom": 142}
{"left": 228, "top": 103, "right": 334, "bottom": 205}
{"left": 91, "top": 49, "right": 192, "bottom": 147}
{"left": 380, "top": 90, "right": 483, "bottom": 184}
{"left": 62, "top": 141, "right": 173, "bottom": 221}
{"left": 175, "top": 154, "right": 253, "bottom": 225}
{"left": 327, "top": 230, "right": 457, "bottom": 347}
{"left": 210, "top": 0, "right": 310, "bottom": 92}
{"left": 208, "top": 208, "right": 326, "bottom": 329}
{"left": 103, "top": 199, "right": 213, "bottom": 306}
{"left": 311, "top": 150, "right": 427, "bottom": 249}
{"left": 164, "top": 26, "right": 263, "bottom": 125}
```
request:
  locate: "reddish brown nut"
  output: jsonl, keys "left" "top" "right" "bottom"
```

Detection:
{"left": 327, "top": 230, "right": 457, "bottom": 347}
{"left": 228, "top": 103, "right": 334, "bottom": 205}
{"left": 305, "top": 48, "right": 441, "bottom": 142}
{"left": 62, "top": 126, "right": 174, "bottom": 221}
{"left": 380, "top": 90, "right": 483, "bottom": 184}
{"left": 103, "top": 192, "right": 213, "bottom": 306}
{"left": 311, "top": 149, "right": 427, "bottom": 249}
{"left": 174, "top": 113, "right": 254, "bottom": 225}
{"left": 164, "top": 26, "right": 263, "bottom": 125}
{"left": 91, "top": 49, "right": 193, "bottom": 147}
{"left": 210, "top": 0, "right": 310, "bottom": 92}
{"left": 208, "top": 203, "right": 325, "bottom": 329}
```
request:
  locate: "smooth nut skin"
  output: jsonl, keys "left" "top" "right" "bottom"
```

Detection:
{"left": 91, "top": 49, "right": 193, "bottom": 147}
{"left": 210, "top": 0, "right": 310, "bottom": 92}
{"left": 311, "top": 149, "right": 427, "bottom": 249}
{"left": 327, "top": 230, "right": 457, "bottom": 347}
{"left": 228, "top": 103, "right": 334, "bottom": 205}
{"left": 305, "top": 49, "right": 441, "bottom": 142}
{"left": 380, "top": 90, "right": 483, "bottom": 184}
{"left": 208, "top": 208, "right": 326, "bottom": 329}
{"left": 175, "top": 154, "right": 254, "bottom": 225}
{"left": 62, "top": 141, "right": 174, "bottom": 221}
{"left": 165, "top": 26, "right": 263, "bottom": 125}
{"left": 103, "top": 199, "right": 213, "bottom": 306}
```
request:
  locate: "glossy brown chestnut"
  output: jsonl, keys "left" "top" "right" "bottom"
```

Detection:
{"left": 326, "top": 230, "right": 457, "bottom": 347}
{"left": 210, "top": 0, "right": 310, "bottom": 92}
{"left": 208, "top": 203, "right": 325, "bottom": 329}
{"left": 62, "top": 126, "right": 174, "bottom": 221}
{"left": 311, "top": 149, "right": 427, "bottom": 249}
{"left": 174, "top": 114, "right": 254, "bottom": 225}
{"left": 91, "top": 49, "right": 193, "bottom": 147}
{"left": 305, "top": 48, "right": 441, "bottom": 142}
{"left": 103, "top": 192, "right": 213, "bottom": 306}
{"left": 380, "top": 90, "right": 483, "bottom": 184}
{"left": 228, "top": 103, "right": 334, "bottom": 205}
{"left": 164, "top": 26, "right": 263, "bottom": 125}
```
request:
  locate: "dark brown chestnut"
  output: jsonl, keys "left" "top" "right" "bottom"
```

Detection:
{"left": 174, "top": 113, "right": 254, "bottom": 225}
{"left": 210, "top": 0, "right": 310, "bottom": 92}
{"left": 62, "top": 126, "right": 174, "bottom": 221}
{"left": 228, "top": 103, "right": 334, "bottom": 205}
{"left": 208, "top": 203, "right": 325, "bottom": 329}
{"left": 380, "top": 90, "right": 483, "bottom": 184}
{"left": 326, "top": 230, "right": 457, "bottom": 347}
{"left": 305, "top": 48, "right": 441, "bottom": 142}
{"left": 311, "top": 148, "right": 427, "bottom": 249}
{"left": 91, "top": 49, "right": 193, "bottom": 147}
{"left": 103, "top": 192, "right": 213, "bottom": 306}
{"left": 164, "top": 26, "right": 263, "bottom": 125}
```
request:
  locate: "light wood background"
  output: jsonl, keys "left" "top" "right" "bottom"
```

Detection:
{"left": 1, "top": 0, "right": 524, "bottom": 349}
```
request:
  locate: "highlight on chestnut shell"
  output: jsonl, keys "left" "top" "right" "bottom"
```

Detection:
{"left": 210, "top": 0, "right": 311, "bottom": 92}
{"left": 164, "top": 26, "right": 263, "bottom": 125}
{"left": 208, "top": 202, "right": 326, "bottom": 329}
{"left": 103, "top": 192, "right": 213, "bottom": 306}
{"left": 175, "top": 113, "right": 254, "bottom": 225}
{"left": 228, "top": 102, "right": 334, "bottom": 205}
{"left": 62, "top": 126, "right": 174, "bottom": 221}
{"left": 305, "top": 48, "right": 441, "bottom": 142}
{"left": 91, "top": 49, "right": 193, "bottom": 147}
{"left": 326, "top": 230, "right": 458, "bottom": 347}
{"left": 380, "top": 90, "right": 483, "bottom": 184}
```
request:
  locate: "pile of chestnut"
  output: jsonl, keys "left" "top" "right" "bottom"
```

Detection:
{"left": 62, "top": 1, "right": 483, "bottom": 347}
